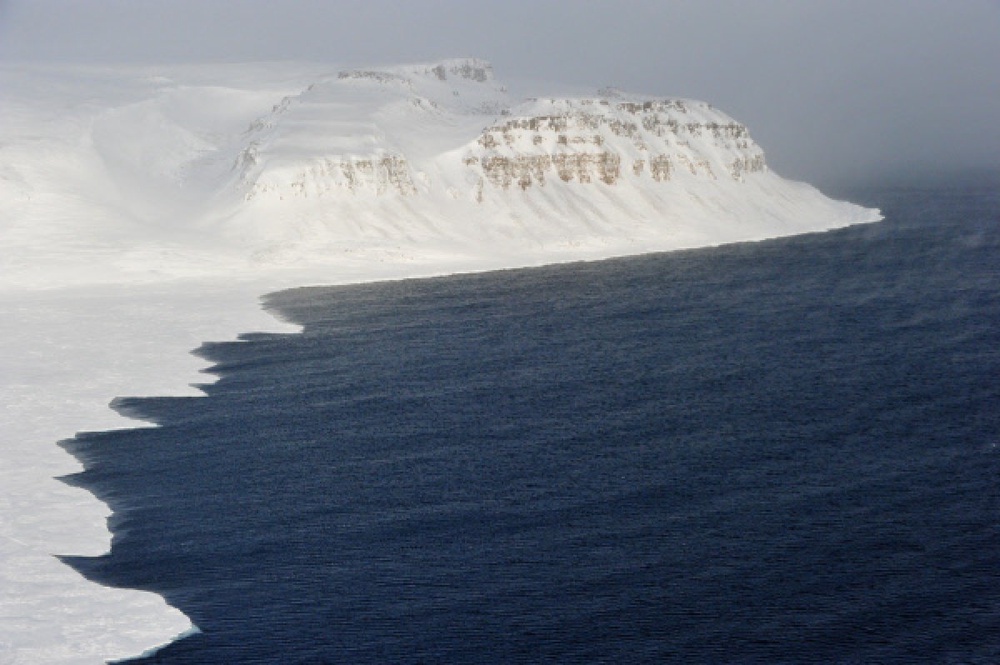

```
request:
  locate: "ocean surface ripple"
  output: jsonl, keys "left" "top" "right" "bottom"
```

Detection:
{"left": 62, "top": 182, "right": 1000, "bottom": 663}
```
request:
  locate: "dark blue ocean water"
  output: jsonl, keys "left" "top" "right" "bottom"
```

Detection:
{"left": 62, "top": 182, "right": 1000, "bottom": 663}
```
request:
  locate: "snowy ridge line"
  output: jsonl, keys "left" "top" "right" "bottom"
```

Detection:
{"left": 0, "top": 59, "right": 879, "bottom": 664}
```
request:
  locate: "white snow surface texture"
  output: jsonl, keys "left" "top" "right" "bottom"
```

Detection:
{"left": 0, "top": 59, "right": 880, "bottom": 663}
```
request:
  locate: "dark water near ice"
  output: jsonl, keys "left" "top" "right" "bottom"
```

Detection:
{"left": 62, "top": 182, "right": 1000, "bottom": 663}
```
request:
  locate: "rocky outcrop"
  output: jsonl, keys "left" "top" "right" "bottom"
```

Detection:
{"left": 336, "top": 70, "right": 412, "bottom": 87}
{"left": 469, "top": 153, "right": 622, "bottom": 192}
{"left": 729, "top": 154, "right": 767, "bottom": 181}
{"left": 462, "top": 97, "right": 766, "bottom": 193}
{"left": 428, "top": 59, "right": 493, "bottom": 82}
{"left": 245, "top": 155, "right": 416, "bottom": 201}
{"left": 337, "top": 58, "right": 493, "bottom": 87}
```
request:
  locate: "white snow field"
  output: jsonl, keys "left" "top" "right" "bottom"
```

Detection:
{"left": 0, "top": 59, "right": 879, "bottom": 663}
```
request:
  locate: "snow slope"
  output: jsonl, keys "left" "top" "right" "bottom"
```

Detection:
{"left": 0, "top": 59, "right": 879, "bottom": 663}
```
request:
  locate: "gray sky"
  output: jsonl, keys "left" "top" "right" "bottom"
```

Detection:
{"left": 2, "top": 0, "right": 998, "bottom": 187}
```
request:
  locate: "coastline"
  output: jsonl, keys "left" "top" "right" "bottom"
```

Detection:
{"left": 0, "top": 59, "right": 880, "bottom": 659}
{"left": 0, "top": 211, "right": 882, "bottom": 663}
{"left": 0, "top": 280, "right": 297, "bottom": 663}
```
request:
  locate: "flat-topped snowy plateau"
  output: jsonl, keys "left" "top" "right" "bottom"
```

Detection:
{"left": 0, "top": 59, "right": 879, "bottom": 663}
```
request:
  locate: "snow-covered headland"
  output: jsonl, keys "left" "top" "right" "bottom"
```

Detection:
{"left": 0, "top": 59, "right": 879, "bottom": 662}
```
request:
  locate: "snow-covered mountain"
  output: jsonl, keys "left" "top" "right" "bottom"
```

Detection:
{"left": 236, "top": 59, "right": 766, "bottom": 206}
{"left": 215, "top": 58, "right": 877, "bottom": 263}
{"left": 0, "top": 59, "right": 879, "bottom": 664}
{"left": 0, "top": 58, "right": 878, "bottom": 287}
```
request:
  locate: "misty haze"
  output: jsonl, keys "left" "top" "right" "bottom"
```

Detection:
{"left": 1, "top": 2, "right": 998, "bottom": 663}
